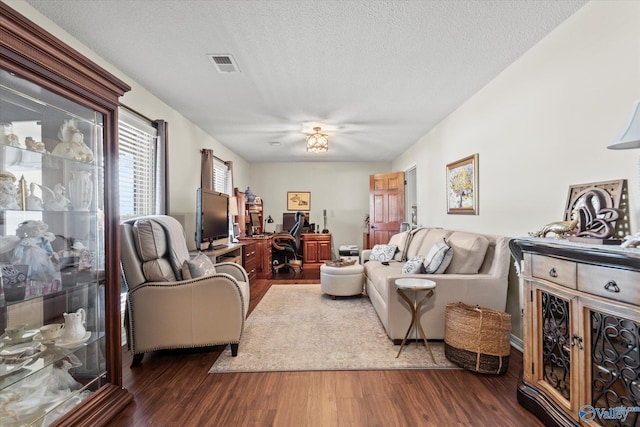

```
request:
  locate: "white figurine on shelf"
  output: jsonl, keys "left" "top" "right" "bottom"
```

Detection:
{"left": 37, "top": 183, "right": 70, "bottom": 211}
{"left": 25, "top": 136, "right": 46, "bottom": 153}
{"left": 51, "top": 119, "right": 93, "bottom": 162}
{"left": 12, "top": 220, "right": 57, "bottom": 283}
{"left": 0, "top": 172, "right": 21, "bottom": 210}
{"left": 0, "top": 122, "right": 21, "bottom": 147}
{"left": 26, "top": 182, "right": 43, "bottom": 210}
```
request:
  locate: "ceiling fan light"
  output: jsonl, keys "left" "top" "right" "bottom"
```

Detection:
{"left": 306, "top": 127, "right": 328, "bottom": 152}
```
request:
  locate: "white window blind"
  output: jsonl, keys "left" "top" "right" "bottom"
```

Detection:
{"left": 213, "top": 158, "right": 231, "bottom": 195}
{"left": 119, "top": 108, "right": 157, "bottom": 219}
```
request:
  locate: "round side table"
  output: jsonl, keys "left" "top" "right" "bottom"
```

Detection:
{"left": 395, "top": 278, "right": 437, "bottom": 362}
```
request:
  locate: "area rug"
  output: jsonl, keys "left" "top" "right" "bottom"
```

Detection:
{"left": 209, "top": 284, "right": 459, "bottom": 373}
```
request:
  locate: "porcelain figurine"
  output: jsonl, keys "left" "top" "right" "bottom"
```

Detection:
{"left": 12, "top": 220, "right": 57, "bottom": 283}
{"left": 25, "top": 137, "right": 46, "bottom": 153}
{"left": 26, "top": 182, "right": 43, "bottom": 210}
{"left": 0, "top": 172, "right": 21, "bottom": 210}
{"left": 0, "top": 123, "right": 20, "bottom": 147}
{"left": 37, "top": 183, "right": 70, "bottom": 211}
{"left": 52, "top": 119, "right": 93, "bottom": 162}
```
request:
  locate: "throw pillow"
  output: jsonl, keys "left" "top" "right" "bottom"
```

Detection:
{"left": 187, "top": 253, "right": 217, "bottom": 278}
{"left": 423, "top": 239, "right": 453, "bottom": 274}
{"left": 402, "top": 256, "right": 426, "bottom": 274}
{"left": 181, "top": 261, "right": 193, "bottom": 280}
{"left": 369, "top": 244, "right": 397, "bottom": 262}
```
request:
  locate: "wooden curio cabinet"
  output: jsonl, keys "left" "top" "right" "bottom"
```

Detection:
{"left": 511, "top": 238, "right": 640, "bottom": 427}
{"left": 0, "top": 4, "right": 132, "bottom": 426}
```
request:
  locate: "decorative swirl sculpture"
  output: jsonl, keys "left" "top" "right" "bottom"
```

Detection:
{"left": 574, "top": 189, "right": 621, "bottom": 239}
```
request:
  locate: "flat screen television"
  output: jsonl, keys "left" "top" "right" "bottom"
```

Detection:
{"left": 195, "top": 188, "right": 229, "bottom": 251}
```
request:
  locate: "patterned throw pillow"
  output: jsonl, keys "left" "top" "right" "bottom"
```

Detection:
{"left": 187, "top": 253, "right": 217, "bottom": 278}
{"left": 402, "top": 256, "right": 426, "bottom": 274}
{"left": 423, "top": 239, "right": 453, "bottom": 274}
{"left": 369, "top": 244, "right": 398, "bottom": 262}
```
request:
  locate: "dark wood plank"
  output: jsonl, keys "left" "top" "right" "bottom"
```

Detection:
{"left": 107, "top": 271, "right": 544, "bottom": 426}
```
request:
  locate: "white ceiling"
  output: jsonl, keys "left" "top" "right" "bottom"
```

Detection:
{"left": 25, "top": 0, "right": 587, "bottom": 163}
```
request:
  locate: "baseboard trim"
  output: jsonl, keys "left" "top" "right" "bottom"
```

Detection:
{"left": 510, "top": 334, "right": 523, "bottom": 352}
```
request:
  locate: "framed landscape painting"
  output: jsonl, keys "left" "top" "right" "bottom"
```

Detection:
{"left": 446, "top": 154, "right": 478, "bottom": 215}
{"left": 287, "top": 191, "right": 311, "bottom": 211}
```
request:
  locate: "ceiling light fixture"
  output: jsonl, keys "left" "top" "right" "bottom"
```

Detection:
{"left": 306, "top": 127, "right": 328, "bottom": 153}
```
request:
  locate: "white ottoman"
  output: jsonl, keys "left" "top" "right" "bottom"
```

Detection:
{"left": 320, "top": 263, "right": 365, "bottom": 299}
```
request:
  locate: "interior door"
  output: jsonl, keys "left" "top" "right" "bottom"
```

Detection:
{"left": 369, "top": 171, "right": 405, "bottom": 248}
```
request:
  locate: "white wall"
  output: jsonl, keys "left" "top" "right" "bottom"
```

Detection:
{"left": 5, "top": 0, "right": 252, "bottom": 251}
{"left": 249, "top": 162, "right": 390, "bottom": 253}
{"left": 393, "top": 0, "right": 640, "bottom": 339}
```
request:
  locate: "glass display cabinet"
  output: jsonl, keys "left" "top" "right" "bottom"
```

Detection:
{"left": 0, "top": 4, "right": 131, "bottom": 426}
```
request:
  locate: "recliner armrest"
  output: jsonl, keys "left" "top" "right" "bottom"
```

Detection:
{"left": 215, "top": 262, "right": 249, "bottom": 283}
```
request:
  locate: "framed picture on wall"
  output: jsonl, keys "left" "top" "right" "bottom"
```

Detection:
{"left": 446, "top": 154, "right": 478, "bottom": 215}
{"left": 287, "top": 191, "right": 311, "bottom": 211}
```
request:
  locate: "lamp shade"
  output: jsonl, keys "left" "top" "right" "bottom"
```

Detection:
{"left": 228, "top": 196, "right": 239, "bottom": 216}
{"left": 608, "top": 100, "right": 640, "bottom": 150}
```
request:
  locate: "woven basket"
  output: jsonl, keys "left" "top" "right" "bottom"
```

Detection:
{"left": 444, "top": 302, "right": 512, "bottom": 374}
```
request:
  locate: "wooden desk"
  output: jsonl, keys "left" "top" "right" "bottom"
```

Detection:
{"left": 302, "top": 233, "right": 332, "bottom": 269}
{"left": 239, "top": 235, "right": 273, "bottom": 279}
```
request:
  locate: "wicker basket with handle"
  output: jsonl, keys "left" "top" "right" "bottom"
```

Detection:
{"left": 444, "top": 302, "right": 512, "bottom": 374}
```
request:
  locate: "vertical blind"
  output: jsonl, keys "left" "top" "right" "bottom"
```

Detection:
{"left": 119, "top": 108, "right": 157, "bottom": 218}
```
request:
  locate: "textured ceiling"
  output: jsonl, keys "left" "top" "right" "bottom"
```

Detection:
{"left": 25, "top": 0, "right": 587, "bottom": 163}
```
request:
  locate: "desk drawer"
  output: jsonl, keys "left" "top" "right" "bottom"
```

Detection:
{"left": 531, "top": 255, "right": 576, "bottom": 289}
{"left": 577, "top": 264, "right": 640, "bottom": 306}
{"left": 243, "top": 243, "right": 257, "bottom": 282}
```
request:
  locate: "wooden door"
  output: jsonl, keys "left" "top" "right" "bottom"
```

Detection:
{"left": 369, "top": 172, "right": 405, "bottom": 248}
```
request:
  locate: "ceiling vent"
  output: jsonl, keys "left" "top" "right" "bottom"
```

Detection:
{"left": 207, "top": 54, "right": 240, "bottom": 73}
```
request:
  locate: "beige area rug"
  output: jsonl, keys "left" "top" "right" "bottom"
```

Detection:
{"left": 209, "top": 284, "right": 459, "bottom": 373}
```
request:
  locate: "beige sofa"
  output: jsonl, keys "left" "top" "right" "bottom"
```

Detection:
{"left": 362, "top": 227, "right": 510, "bottom": 343}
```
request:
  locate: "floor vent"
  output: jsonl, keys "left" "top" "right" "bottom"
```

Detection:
{"left": 207, "top": 54, "right": 240, "bottom": 73}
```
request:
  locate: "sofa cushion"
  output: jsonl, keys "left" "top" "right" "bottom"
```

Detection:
{"left": 412, "top": 228, "right": 452, "bottom": 259}
{"left": 402, "top": 256, "right": 426, "bottom": 274}
{"left": 369, "top": 244, "right": 397, "bottom": 262}
{"left": 404, "top": 228, "right": 431, "bottom": 260}
{"left": 187, "top": 253, "right": 217, "bottom": 278}
{"left": 388, "top": 231, "right": 411, "bottom": 261}
{"left": 133, "top": 219, "right": 177, "bottom": 282}
{"left": 423, "top": 239, "right": 453, "bottom": 274}
{"left": 445, "top": 231, "right": 490, "bottom": 274}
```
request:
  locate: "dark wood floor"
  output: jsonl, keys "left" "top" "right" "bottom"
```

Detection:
{"left": 107, "top": 269, "right": 544, "bottom": 426}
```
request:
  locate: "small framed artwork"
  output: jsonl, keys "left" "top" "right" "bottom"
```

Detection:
{"left": 446, "top": 154, "right": 479, "bottom": 215}
{"left": 287, "top": 191, "right": 311, "bottom": 211}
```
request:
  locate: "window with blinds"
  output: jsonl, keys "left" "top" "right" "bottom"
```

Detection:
{"left": 119, "top": 108, "right": 157, "bottom": 219}
{"left": 213, "top": 157, "right": 231, "bottom": 194}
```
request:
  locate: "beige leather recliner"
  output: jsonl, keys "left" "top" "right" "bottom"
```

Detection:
{"left": 120, "top": 215, "right": 250, "bottom": 367}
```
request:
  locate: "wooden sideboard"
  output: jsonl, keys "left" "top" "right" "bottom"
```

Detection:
{"left": 510, "top": 238, "right": 640, "bottom": 427}
{"left": 302, "top": 233, "right": 332, "bottom": 269}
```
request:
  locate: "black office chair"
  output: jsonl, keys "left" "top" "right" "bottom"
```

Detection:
{"left": 272, "top": 212, "right": 305, "bottom": 273}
